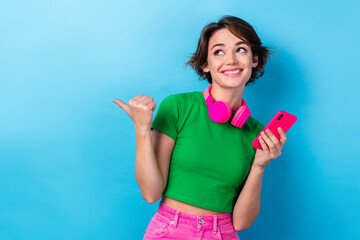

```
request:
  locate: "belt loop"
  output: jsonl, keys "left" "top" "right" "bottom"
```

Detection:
{"left": 212, "top": 215, "right": 218, "bottom": 234}
{"left": 171, "top": 210, "right": 180, "bottom": 228}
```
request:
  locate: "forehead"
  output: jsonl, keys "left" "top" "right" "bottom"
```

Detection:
{"left": 208, "top": 28, "right": 248, "bottom": 48}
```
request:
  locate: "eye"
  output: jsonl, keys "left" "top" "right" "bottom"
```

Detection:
{"left": 214, "top": 50, "right": 224, "bottom": 56}
{"left": 237, "top": 47, "right": 246, "bottom": 53}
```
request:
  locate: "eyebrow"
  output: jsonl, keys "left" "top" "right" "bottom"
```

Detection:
{"left": 210, "top": 41, "right": 247, "bottom": 50}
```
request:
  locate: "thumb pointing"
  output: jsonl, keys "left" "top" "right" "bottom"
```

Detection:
{"left": 113, "top": 99, "right": 130, "bottom": 114}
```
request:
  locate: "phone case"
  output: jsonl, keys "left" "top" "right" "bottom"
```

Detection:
{"left": 252, "top": 110, "right": 297, "bottom": 150}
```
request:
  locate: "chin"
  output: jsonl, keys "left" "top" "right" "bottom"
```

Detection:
{"left": 216, "top": 82, "right": 246, "bottom": 90}
{"left": 220, "top": 78, "right": 248, "bottom": 88}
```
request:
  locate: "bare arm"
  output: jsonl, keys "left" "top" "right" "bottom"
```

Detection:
{"left": 232, "top": 165, "right": 264, "bottom": 231}
{"left": 113, "top": 95, "right": 175, "bottom": 204}
{"left": 134, "top": 128, "right": 174, "bottom": 203}
{"left": 232, "top": 127, "right": 287, "bottom": 231}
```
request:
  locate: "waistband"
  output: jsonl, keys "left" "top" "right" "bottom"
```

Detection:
{"left": 156, "top": 201, "right": 233, "bottom": 229}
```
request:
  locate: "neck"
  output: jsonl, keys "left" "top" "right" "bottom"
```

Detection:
{"left": 210, "top": 83, "right": 245, "bottom": 117}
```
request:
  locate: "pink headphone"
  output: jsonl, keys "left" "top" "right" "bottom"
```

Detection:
{"left": 203, "top": 84, "right": 251, "bottom": 128}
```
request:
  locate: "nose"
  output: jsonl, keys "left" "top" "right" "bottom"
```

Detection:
{"left": 226, "top": 52, "right": 238, "bottom": 65}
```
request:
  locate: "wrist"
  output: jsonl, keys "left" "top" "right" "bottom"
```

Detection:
{"left": 251, "top": 163, "right": 266, "bottom": 172}
{"left": 135, "top": 126, "right": 151, "bottom": 138}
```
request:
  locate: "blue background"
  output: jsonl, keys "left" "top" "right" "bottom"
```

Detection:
{"left": 1, "top": 0, "right": 359, "bottom": 239}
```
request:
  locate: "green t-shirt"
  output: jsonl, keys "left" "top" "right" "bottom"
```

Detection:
{"left": 151, "top": 91, "right": 265, "bottom": 213}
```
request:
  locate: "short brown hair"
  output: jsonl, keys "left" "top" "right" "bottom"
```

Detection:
{"left": 186, "top": 15, "right": 277, "bottom": 86}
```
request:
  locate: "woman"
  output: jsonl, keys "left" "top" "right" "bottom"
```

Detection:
{"left": 113, "top": 16, "right": 287, "bottom": 240}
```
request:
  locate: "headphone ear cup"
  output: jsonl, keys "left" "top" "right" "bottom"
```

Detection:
{"left": 208, "top": 101, "right": 232, "bottom": 123}
{"left": 231, "top": 106, "right": 251, "bottom": 128}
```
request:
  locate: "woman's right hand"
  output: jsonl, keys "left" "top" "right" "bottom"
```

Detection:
{"left": 113, "top": 95, "right": 156, "bottom": 132}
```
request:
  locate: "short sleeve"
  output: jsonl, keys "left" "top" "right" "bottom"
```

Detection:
{"left": 151, "top": 95, "right": 179, "bottom": 140}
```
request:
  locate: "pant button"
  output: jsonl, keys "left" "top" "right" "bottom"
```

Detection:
{"left": 199, "top": 218, "right": 204, "bottom": 225}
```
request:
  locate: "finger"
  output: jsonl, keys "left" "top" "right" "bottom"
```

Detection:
{"left": 129, "top": 94, "right": 150, "bottom": 107}
{"left": 143, "top": 96, "right": 154, "bottom": 105}
{"left": 129, "top": 94, "right": 144, "bottom": 104}
{"left": 258, "top": 136, "right": 269, "bottom": 152}
{"left": 113, "top": 99, "right": 130, "bottom": 114}
{"left": 261, "top": 131, "right": 277, "bottom": 153}
{"left": 265, "top": 129, "right": 281, "bottom": 151}
{"left": 147, "top": 102, "right": 156, "bottom": 111}
{"left": 136, "top": 94, "right": 149, "bottom": 102}
{"left": 278, "top": 127, "right": 287, "bottom": 146}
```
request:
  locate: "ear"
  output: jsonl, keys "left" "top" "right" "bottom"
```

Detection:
{"left": 202, "top": 64, "right": 210, "bottom": 73}
{"left": 252, "top": 55, "right": 259, "bottom": 68}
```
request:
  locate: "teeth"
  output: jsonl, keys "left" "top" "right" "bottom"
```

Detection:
{"left": 224, "top": 70, "right": 241, "bottom": 74}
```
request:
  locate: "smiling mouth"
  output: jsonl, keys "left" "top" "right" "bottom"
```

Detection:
{"left": 222, "top": 69, "right": 243, "bottom": 76}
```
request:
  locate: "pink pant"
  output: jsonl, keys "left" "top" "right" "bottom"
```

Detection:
{"left": 143, "top": 202, "right": 240, "bottom": 240}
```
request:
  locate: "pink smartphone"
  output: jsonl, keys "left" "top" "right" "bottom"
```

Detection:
{"left": 252, "top": 110, "right": 297, "bottom": 150}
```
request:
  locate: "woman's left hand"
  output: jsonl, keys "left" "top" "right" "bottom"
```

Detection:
{"left": 253, "top": 127, "right": 287, "bottom": 169}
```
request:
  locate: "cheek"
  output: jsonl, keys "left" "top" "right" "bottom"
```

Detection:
{"left": 238, "top": 54, "right": 253, "bottom": 64}
{"left": 207, "top": 58, "right": 221, "bottom": 70}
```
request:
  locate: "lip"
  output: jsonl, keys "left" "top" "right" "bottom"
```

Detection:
{"left": 221, "top": 68, "right": 243, "bottom": 77}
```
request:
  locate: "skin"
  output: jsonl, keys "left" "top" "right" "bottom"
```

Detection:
{"left": 113, "top": 27, "right": 287, "bottom": 230}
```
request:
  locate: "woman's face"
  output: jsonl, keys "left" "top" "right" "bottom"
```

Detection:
{"left": 202, "top": 28, "right": 258, "bottom": 88}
